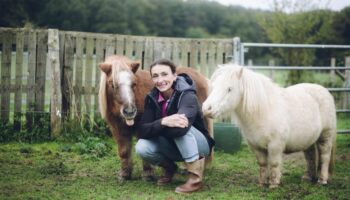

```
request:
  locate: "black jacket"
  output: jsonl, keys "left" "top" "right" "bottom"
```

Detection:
{"left": 137, "top": 73, "right": 215, "bottom": 149}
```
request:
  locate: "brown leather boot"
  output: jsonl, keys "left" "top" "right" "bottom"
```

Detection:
{"left": 175, "top": 157, "right": 205, "bottom": 194}
{"left": 157, "top": 161, "right": 177, "bottom": 185}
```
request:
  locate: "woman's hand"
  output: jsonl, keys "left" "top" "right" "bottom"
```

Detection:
{"left": 161, "top": 114, "right": 188, "bottom": 128}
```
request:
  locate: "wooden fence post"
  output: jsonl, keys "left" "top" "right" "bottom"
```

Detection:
{"left": 48, "top": 29, "right": 62, "bottom": 137}
{"left": 330, "top": 57, "right": 336, "bottom": 86}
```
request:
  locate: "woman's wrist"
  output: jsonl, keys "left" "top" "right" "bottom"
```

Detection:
{"left": 161, "top": 117, "right": 166, "bottom": 126}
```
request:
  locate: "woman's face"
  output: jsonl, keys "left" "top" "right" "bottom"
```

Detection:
{"left": 151, "top": 64, "right": 177, "bottom": 93}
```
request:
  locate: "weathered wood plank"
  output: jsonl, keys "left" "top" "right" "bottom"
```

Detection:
{"left": 125, "top": 35, "right": 133, "bottom": 58}
{"left": 75, "top": 36, "right": 84, "bottom": 114}
{"left": 134, "top": 37, "right": 144, "bottom": 66}
{"left": 208, "top": 40, "right": 217, "bottom": 76}
{"left": 0, "top": 30, "right": 13, "bottom": 123}
{"left": 116, "top": 35, "right": 125, "bottom": 55}
{"left": 48, "top": 29, "right": 62, "bottom": 136}
{"left": 105, "top": 35, "right": 115, "bottom": 57}
{"left": 62, "top": 34, "right": 74, "bottom": 118}
{"left": 199, "top": 40, "right": 209, "bottom": 77}
{"left": 35, "top": 30, "right": 47, "bottom": 113}
{"left": 26, "top": 29, "right": 37, "bottom": 129}
{"left": 180, "top": 39, "right": 189, "bottom": 67}
{"left": 190, "top": 39, "right": 198, "bottom": 69}
{"left": 144, "top": 37, "right": 154, "bottom": 69}
{"left": 224, "top": 40, "right": 233, "bottom": 63}
{"left": 172, "top": 39, "right": 180, "bottom": 66}
{"left": 84, "top": 36, "right": 94, "bottom": 115}
{"left": 14, "top": 30, "right": 24, "bottom": 130}
{"left": 94, "top": 37, "right": 105, "bottom": 115}
{"left": 153, "top": 38, "right": 164, "bottom": 60}
{"left": 216, "top": 40, "right": 225, "bottom": 64}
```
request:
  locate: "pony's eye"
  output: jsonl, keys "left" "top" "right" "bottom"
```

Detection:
{"left": 228, "top": 87, "right": 232, "bottom": 92}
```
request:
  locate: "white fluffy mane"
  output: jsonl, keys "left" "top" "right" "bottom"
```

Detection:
{"left": 219, "top": 64, "right": 278, "bottom": 118}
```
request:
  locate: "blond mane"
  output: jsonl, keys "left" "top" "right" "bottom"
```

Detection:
{"left": 98, "top": 72, "right": 108, "bottom": 119}
{"left": 240, "top": 66, "right": 276, "bottom": 117}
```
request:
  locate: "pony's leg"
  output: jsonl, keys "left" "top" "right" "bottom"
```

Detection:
{"left": 267, "top": 142, "right": 284, "bottom": 188}
{"left": 141, "top": 160, "right": 154, "bottom": 181}
{"left": 111, "top": 126, "right": 133, "bottom": 180}
{"left": 116, "top": 134, "right": 133, "bottom": 180}
{"left": 317, "top": 132, "right": 334, "bottom": 185}
{"left": 302, "top": 144, "right": 318, "bottom": 182}
{"left": 249, "top": 144, "right": 268, "bottom": 186}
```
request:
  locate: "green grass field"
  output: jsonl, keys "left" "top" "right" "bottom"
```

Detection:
{"left": 1, "top": 135, "right": 349, "bottom": 200}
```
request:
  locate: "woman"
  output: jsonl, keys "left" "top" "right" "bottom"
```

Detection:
{"left": 135, "top": 59, "right": 215, "bottom": 194}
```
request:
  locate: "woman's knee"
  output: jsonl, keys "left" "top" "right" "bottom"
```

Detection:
{"left": 135, "top": 139, "right": 157, "bottom": 159}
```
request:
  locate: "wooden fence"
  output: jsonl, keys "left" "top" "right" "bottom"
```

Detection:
{"left": 0, "top": 28, "right": 233, "bottom": 134}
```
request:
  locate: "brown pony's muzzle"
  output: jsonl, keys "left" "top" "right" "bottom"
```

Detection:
{"left": 121, "top": 104, "right": 137, "bottom": 126}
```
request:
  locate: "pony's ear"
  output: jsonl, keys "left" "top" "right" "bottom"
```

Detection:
{"left": 130, "top": 61, "right": 140, "bottom": 73}
{"left": 237, "top": 67, "right": 244, "bottom": 79}
{"left": 99, "top": 63, "right": 112, "bottom": 75}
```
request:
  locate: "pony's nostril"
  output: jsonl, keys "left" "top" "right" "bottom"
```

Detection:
{"left": 123, "top": 106, "right": 137, "bottom": 117}
{"left": 207, "top": 105, "right": 212, "bottom": 111}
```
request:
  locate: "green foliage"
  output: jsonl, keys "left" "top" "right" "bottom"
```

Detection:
{"left": 19, "top": 145, "right": 34, "bottom": 154}
{"left": 39, "top": 160, "right": 73, "bottom": 176}
{"left": 75, "top": 136, "right": 112, "bottom": 159}
{"left": 0, "top": 123, "right": 15, "bottom": 142}
{"left": 332, "top": 7, "right": 350, "bottom": 45}
{"left": 185, "top": 27, "right": 210, "bottom": 38}
{"left": 58, "top": 114, "right": 109, "bottom": 142}
{"left": 257, "top": 2, "right": 337, "bottom": 84}
{"left": 0, "top": 113, "right": 51, "bottom": 143}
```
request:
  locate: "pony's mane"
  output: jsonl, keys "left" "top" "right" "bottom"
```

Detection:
{"left": 99, "top": 72, "right": 108, "bottom": 119}
{"left": 112, "top": 60, "right": 130, "bottom": 85}
{"left": 217, "top": 63, "right": 277, "bottom": 117}
{"left": 98, "top": 59, "right": 131, "bottom": 120}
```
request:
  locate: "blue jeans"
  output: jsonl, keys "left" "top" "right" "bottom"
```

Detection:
{"left": 135, "top": 126, "right": 210, "bottom": 165}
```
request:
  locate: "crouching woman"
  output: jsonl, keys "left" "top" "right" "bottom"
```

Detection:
{"left": 135, "top": 59, "right": 215, "bottom": 194}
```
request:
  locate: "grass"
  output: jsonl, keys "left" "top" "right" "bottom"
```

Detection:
{"left": 1, "top": 135, "right": 349, "bottom": 200}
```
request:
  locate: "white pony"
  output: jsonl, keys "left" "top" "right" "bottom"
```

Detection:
{"left": 202, "top": 63, "right": 337, "bottom": 188}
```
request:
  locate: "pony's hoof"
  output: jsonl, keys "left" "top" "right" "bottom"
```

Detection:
{"left": 118, "top": 171, "right": 132, "bottom": 182}
{"left": 258, "top": 181, "right": 268, "bottom": 187}
{"left": 317, "top": 179, "right": 327, "bottom": 185}
{"left": 302, "top": 174, "right": 317, "bottom": 183}
{"left": 118, "top": 175, "right": 131, "bottom": 182}
{"left": 258, "top": 183, "right": 265, "bottom": 187}
{"left": 269, "top": 184, "right": 279, "bottom": 189}
{"left": 142, "top": 175, "right": 155, "bottom": 182}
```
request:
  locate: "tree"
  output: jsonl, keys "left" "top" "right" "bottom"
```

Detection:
{"left": 258, "top": 0, "right": 334, "bottom": 85}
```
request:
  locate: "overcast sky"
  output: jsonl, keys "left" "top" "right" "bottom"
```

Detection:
{"left": 212, "top": 0, "right": 350, "bottom": 11}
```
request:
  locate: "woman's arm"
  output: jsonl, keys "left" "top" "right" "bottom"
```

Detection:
{"left": 137, "top": 98, "right": 164, "bottom": 139}
{"left": 162, "top": 91, "right": 199, "bottom": 138}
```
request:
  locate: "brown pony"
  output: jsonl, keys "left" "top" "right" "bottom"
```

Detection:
{"left": 98, "top": 55, "right": 212, "bottom": 181}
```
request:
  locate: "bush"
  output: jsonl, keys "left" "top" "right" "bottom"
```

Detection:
{"left": 75, "top": 136, "right": 112, "bottom": 159}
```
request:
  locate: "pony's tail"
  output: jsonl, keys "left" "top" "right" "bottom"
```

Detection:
{"left": 329, "top": 137, "right": 336, "bottom": 175}
{"left": 315, "top": 135, "right": 337, "bottom": 178}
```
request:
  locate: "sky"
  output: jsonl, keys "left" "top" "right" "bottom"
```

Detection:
{"left": 212, "top": 0, "right": 350, "bottom": 11}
